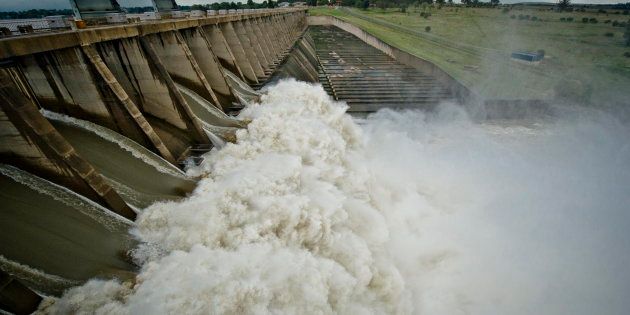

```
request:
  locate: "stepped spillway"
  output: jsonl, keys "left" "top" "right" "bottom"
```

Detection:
{"left": 310, "top": 25, "right": 456, "bottom": 112}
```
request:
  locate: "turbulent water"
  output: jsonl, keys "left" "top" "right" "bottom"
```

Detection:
{"left": 40, "top": 80, "right": 630, "bottom": 314}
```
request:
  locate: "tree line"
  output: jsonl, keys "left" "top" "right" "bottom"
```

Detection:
{"left": 0, "top": 9, "right": 73, "bottom": 19}
{"left": 185, "top": 0, "right": 281, "bottom": 10}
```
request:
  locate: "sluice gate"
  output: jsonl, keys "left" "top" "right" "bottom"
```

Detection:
{"left": 0, "top": 8, "right": 472, "bottom": 314}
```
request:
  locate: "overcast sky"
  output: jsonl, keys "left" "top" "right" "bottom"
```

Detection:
{"left": 0, "top": 0, "right": 625, "bottom": 11}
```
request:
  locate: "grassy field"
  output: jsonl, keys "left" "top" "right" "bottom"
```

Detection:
{"left": 309, "top": 6, "right": 630, "bottom": 105}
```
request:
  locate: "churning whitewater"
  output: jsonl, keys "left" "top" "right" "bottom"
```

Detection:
{"left": 40, "top": 80, "right": 630, "bottom": 315}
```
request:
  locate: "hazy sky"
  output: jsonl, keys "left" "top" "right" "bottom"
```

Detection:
{"left": 0, "top": 0, "right": 625, "bottom": 11}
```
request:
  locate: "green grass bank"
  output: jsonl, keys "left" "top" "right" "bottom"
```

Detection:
{"left": 309, "top": 6, "right": 630, "bottom": 105}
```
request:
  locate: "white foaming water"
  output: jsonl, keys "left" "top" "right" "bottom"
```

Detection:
{"left": 41, "top": 80, "right": 630, "bottom": 315}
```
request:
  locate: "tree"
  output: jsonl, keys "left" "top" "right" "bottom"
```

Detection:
{"left": 625, "top": 22, "right": 630, "bottom": 46}
{"left": 490, "top": 0, "right": 500, "bottom": 6}
{"left": 558, "top": 0, "right": 571, "bottom": 11}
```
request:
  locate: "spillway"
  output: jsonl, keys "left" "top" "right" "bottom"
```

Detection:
{"left": 310, "top": 25, "right": 457, "bottom": 112}
{"left": 0, "top": 165, "right": 136, "bottom": 295}
{"left": 266, "top": 23, "right": 464, "bottom": 112}
{"left": 46, "top": 114, "right": 196, "bottom": 209}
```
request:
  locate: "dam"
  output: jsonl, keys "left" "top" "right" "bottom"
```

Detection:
{"left": 0, "top": 4, "right": 467, "bottom": 314}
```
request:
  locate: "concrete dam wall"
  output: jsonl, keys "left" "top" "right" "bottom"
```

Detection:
{"left": 0, "top": 9, "right": 307, "bottom": 313}
{"left": 0, "top": 8, "right": 306, "bottom": 213}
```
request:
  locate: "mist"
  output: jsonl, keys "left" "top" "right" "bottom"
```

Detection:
{"left": 38, "top": 80, "right": 630, "bottom": 314}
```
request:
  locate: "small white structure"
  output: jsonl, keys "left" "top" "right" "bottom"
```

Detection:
{"left": 278, "top": 2, "right": 290, "bottom": 7}
{"left": 207, "top": 10, "right": 217, "bottom": 16}
{"left": 171, "top": 11, "right": 185, "bottom": 18}
{"left": 139, "top": 11, "right": 161, "bottom": 20}
{"left": 237, "top": 9, "right": 244, "bottom": 14}
{"left": 190, "top": 10, "right": 205, "bottom": 18}
{"left": 104, "top": 13, "right": 127, "bottom": 23}
{"left": 219, "top": 10, "right": 227, "bottom": 15}
{"left": 228, "top": 9, "right": 236, "bottom": 14}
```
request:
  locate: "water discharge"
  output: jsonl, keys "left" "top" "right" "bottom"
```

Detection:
{"left": 0, "top": 165, "right": 136, "bottom": 295}
{"left": 43, "top": 110, "right": 195, "bottom": 209}
{"left": 40, "top": 80, "right": 630, "bottom": 314}
{"left": 223, "top": 69, "right": 261, "bottom": 105}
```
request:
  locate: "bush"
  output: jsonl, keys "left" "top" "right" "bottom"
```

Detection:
{"left": 532, "top": 16, "right": 538, "bottom": 21}
{"left": 624, "top": 52, "right": 630, "bottom": 57}
{"left": 605, "top": 20, "right": 611, "bottom": 23}
{"left": 582, "top": 17, "right": 589, "bottom": 23}
{"left": 604, "top": 32, "right": 614, "bottom": 37}
{"left": 560, "top": 17, "right": 566, "bottom": 22}
{"left": 502, "top": 7, "right": 509, "bottom": 13}
{"left": 567, "top": 17, "right": 574, "bottom": 22}
{"left": 510, "top": 14, "right": 516, "bottom": 19}
{"left": 598, "top": 9, "right": 607, "bottom": 14}
{"left": 425, "top": 26, "right": 431, "bottom": 32}
{"left": 624, "top": 10, "right": 629, "bottom": 15}
{"left": 613, "top": 20, "right": 619, "bottom": 26}
{"left": 589, "top": 18, "right": 598, "bottom": 23}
